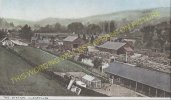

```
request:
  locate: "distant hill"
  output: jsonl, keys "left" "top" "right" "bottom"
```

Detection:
{"left": 5, "top": 18, "right": 34, "bottom": 26}
{"left": 5, "top": 7, "right": 170, "bottom": 26}
{"left": 0, "top": 18, "right": 14, "bottom": 28}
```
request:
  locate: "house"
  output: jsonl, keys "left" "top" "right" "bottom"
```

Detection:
{"left": 1, "top": 37, "right": 14, "bottom": 47}
{"left": 1, "top": 37, "right": 29, "bottom": 47}
{"left": 63, "top": 36, "right": 85, "bottom": 50}
{"left": 122, "top": 39, "right": 136, "bottom": 48}
{"left": 10, "top": 39, "right": 29, "bottom": 46}
{"left": 104, "top": 62, "right": 171, "bottom": 97}
{"left": 96, "top": 41, "right": 134, "bottom": 55}
{"left": 81, "top": 74, "right": 101, "bottom": 89}
{"left": 31, "top": 33, "right": 70, "bottom": 44}
{"left": 65, "top": 72, "right": 86, "bottom": 79}
{"left": 64, "top": 72, "right": 101, "bottom": 89}
{"left": 34, "top": 33, "right": 69, "bottom": 40}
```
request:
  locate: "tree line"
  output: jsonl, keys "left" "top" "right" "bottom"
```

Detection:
{"left": 34, "top": 21, "right": 116, "bottom": 34}
{"left": 140, "top": 21, "right": 171, "bottom": 52}
{"left": 17, "top": 21, "right": 116, "bottom": 41}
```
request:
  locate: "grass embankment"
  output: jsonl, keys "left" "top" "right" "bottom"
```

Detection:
{"left": 0, "top": 46, "right": 74, "bottom": 96}
{"left": 13, "top": 46, "right": 85, "bottom": 72}
{"left": 13, "top": 46, "right": 108, "bottom": 82}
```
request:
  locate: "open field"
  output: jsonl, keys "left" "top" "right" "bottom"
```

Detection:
{"left": 0, "top": 46, "right": 74, "bottom": 96}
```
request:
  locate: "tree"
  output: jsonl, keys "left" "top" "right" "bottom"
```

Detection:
{"left": 109, "top": 20, "right": 116, "bottom": 32}
{"left": 9, "top": 22, "right": 14, "bottom": 27}
{"left": 92, "top": 58, "right": 102, "bottom": 69}
{"left": 67, "top": 22, "right": 84, "bottom": 34}
{"left": 37, "top": 24, "right": 53, "bottom": 33}
{"left": 90, "top": 35, "right": 94, "bottom": 43}
{"left": 82, "top": 34, "right": 86, "bottom": 41}
{"left": 33, "top": 24, "right": 41, "bottom": 31}
{"left": 87, "top": 24, "right": 101, "bottom": 35}
{"left": 20, "top": 24, "right": 33, "bottom": 40}
{"left": 78, "top": 54, "right": 87, "bottom": 61}
{"left": 141, "top": 25, "right": 155, "bottom": 47}
{"left": 0, "top": 29, "right": 7, "bottom": 39}
{"left": 54, "top": 23, "right": 61, "bottom": 32}
{"left": 99, "top": 21, "right": 116, "bottom": 33}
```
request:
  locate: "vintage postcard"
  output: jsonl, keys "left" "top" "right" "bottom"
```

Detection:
{"left": 0, "top": 0, "right": 170, "bottom": 99}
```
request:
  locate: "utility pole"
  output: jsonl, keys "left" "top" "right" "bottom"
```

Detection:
{"left": 126, "top": 52, "right": 128, "bottom": 63}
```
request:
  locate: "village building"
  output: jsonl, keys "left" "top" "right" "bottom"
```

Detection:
{"left": 33, "top": 33, "right": 69, "bottom": 39}
{"left": 10, "top": 39, "right": 29, "bottom": 46}
{"left": 96, "top": 41, "right": 134, "bottom": 55}
{"left": 31, "top": 33, "right": 80, "bottom": 50}
{"left": 31, "top": 33, "right": 70, "bottom": 44}
{"left": 1, "top": 37, "right": 14, "bottom": 47}
{"left": 81, "top": 74, "right": 101, "bottom": 89}
{"left": 122, "top": 39, "right": 136, "bottom": 48}
{"left": 1, "top": 37, "right": 29, "bottom": 47}
{"left": 55, "top": 72, "right": 102, "bottom": 89}
{"left": 63, "top": 36, "right": 85, "bottom": 50}
{"left": 104, "top": 62, "right": 171, "bottom": 97}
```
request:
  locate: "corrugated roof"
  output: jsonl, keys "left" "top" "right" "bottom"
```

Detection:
{"left": 63, "top": 36, "right": 78, "bottom": 42}
{"left": 104, "top": 62, "right": 171, "bottom": 92}
{"left": 98, "top": 42, "right": 126, "bottom": 50}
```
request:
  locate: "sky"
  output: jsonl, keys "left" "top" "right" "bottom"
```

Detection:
{"left": 0, "top": 0, "right": 170, "bottom": 21}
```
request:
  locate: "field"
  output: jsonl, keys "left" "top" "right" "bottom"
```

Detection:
{"left": 0, "top": 46, "right": 74, "bottom": 96}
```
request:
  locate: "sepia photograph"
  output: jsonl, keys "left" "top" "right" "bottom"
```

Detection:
{"left": 0, "top": 0, "right": 170, "bottom": 99}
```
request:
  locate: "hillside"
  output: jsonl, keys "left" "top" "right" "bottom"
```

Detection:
{"left": 0, "top": 46, "right": 74, "bottom": 96}
{"left": 0, "top": 18, "right": 14, "bottom": 28}
{"left": 13, "top": 46, "right": 86, "bottom": 72}
{"left": 5, "top": 18, "right": 34, "bottom": 26}
{"left": 5, "top": 7, "right": 170, "bottom": 26}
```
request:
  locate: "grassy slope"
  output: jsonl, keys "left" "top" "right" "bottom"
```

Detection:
{"left": 13, "top": 46, "right": 89, "bottom": 72}
{"left": 0, "top": 46, "right": 74, "bottom": 96}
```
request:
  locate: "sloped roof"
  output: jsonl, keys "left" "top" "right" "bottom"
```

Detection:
{"left": 82, "top": 74, "right": 95, "bottom": 81}
{"left": 1, "top": 37, "right": 8, "bottom": 42}
{"left": 123, "top": 39, "right": 136, "bottom": 44}
{"left": 35, "top": 33, "right": 63, "bottom": 36}
{"left": 66, "top": 72, "right": 86, "bottom": 78}
{"left": 63, "top": 36, "right": 78, "bottom": 42}
{"left": 104, "top": 62, "right": 171, "bottom": 92}
{"left": 97, "top": 42, "right": 126, "bottom": 50}
{"left": 11, "top": 39, "right": 28, "bottom": 46}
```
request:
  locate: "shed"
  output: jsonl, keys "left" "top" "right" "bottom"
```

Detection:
{"left": 96, "top": 41, "right": 133, "bottom": 55}
{"left": 104, "top": 62, "right": 171, "bottom": 96}
{"left": 81, "top": 74, "right": 101, "bottom": 89}
{"left": 63, "top": 36, "right": 85, "bottom": 50}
